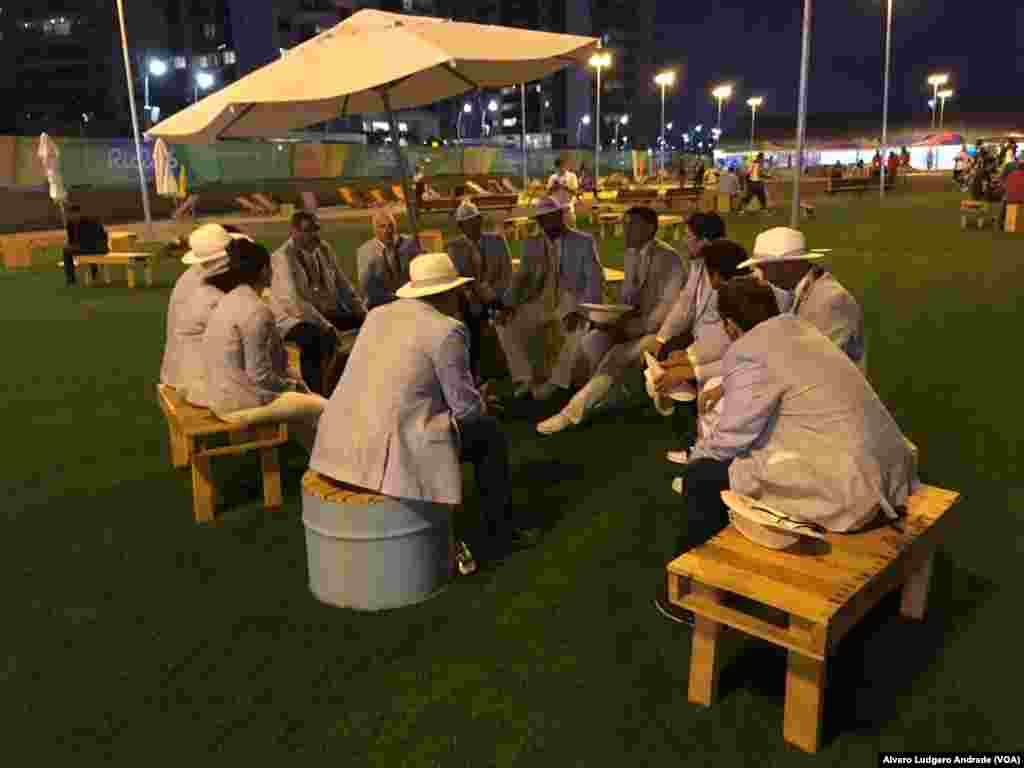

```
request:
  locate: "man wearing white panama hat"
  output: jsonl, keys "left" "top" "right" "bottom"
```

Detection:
{"left": 494, "top": 195, "right": 604, "bottom": 400}
{"left": 655, "top": 277, "right": 917, "bottom": 624}
{"left": 311, "top": 253, "right": 537, "bottom": 562}
{"left": 740, "top": 226, "right": 866, "bottom": 374}
{"left": 447, "top": 199, "right": 513, "bottom": 383}
{"left": 160, "top": 223, "right": 248, "bottom": 405}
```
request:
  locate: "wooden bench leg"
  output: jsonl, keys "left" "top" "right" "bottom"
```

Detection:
{"left": 144, "top": 263, "right": 154, "bottom": 287}
{"left": 82, "top": 264, "right": 92, "bottom": 287}
{"left": 191, "top": 449, "right": 216, "bottom": 524}
{"left": 899, "top": 552, "right": 934, "bottom": 620}
{"left": 687, "top": 581, "right": 725, "bottom": 706}
{"left": 126, "top": 265, "right": 137, "bottom": 289}
{"left": 260, "top": 445, "right": 283, "bottom": 510}
{"left": 170, "top": 427, "right": 190, "bottom": 468}
{"left": 783, "top": 617, "right": 826, "bottom": 753}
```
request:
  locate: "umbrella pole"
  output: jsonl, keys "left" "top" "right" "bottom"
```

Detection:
{"left": 790, "top": 0, "right": 812, "bottom": 228}
{"left": 115, "top": 0, "right": 154, "bottom": 241}
{"left": 379, "top": 89, "right": 419, "bottom": 239}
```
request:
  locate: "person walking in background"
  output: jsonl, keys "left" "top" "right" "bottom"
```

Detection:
{"left": 738, "top": 152, "right": 769, "bottom": 213}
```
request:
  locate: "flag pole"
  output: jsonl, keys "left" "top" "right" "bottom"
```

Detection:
{"left": 115, "top": 0, "right": 154, "bottom": 242}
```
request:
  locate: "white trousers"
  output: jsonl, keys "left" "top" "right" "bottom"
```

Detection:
{"left": 495, "top": 302, "right": 585, "bottom": 388}
{"left": 561, "top": 330, "right": 654, "bottom": 422}
{"left": 220, "top": 391, "right": 328, "bottom": 454}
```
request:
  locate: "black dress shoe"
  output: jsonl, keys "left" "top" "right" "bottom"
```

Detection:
{"left": 653, "top": 595, "right": 694, "bottom": 626}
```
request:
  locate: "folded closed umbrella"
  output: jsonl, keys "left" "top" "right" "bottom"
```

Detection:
{"left": 153, "top": 138, "right": 179, "bottom": 198}
{"left": 38, "top": 132, "right": 68, "bottom": 206}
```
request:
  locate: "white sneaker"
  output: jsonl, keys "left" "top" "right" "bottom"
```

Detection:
{"left": 671, "top": 477, "right": 685, "bottom": 495}
{"left": 537, "top": 412, "right": 573, "bottom": 435}
{"left": 666, "top": 449, "right": 689, "bottom": 465}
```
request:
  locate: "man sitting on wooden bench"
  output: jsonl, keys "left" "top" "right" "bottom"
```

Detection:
{"left": 654, "top": 277, "right": 919, "bottom": 625}
{"left": 268, "top": 211, "right": 367, "bottom": 396}
{"left": 63, "top": 204, "right": 106, "bottom": 286}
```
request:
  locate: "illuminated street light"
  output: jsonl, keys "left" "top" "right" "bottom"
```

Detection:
{"left": 589, "top": 52, "right": 612, "bottom": 185}
{"left": 711, "top": 84, "right": 732, "bottom": 130}
{"left": 747, "top": 96, "right": 763, "bottom": 151}
{"left": 937, "top": 88, "right": 953, "bottom": 133}
{"left": 654, "top": 70, "right": 676, "bottom": 173}
{"left": 194, "top": 71, "right": 214, "bottom": 102}
{"left": 144, "top": 58, "right": 168, "bottom": 123}
{"left": 927, "top": 73, "right": 949, "bottom": 129}
{"left": 614, "top": 114, "right": 629, "bottom": 147}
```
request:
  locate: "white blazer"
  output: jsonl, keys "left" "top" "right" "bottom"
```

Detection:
{"left": 691, "top": 314, "right": 917, "bottom": 532}
{"left": 310, "top": 299, "right": 483, "bottom": 505}
{"left": 160, "top": 266, "right": 224, "bottom": 404}
{"left": 202, "top": 285, "right": 292, "bottom": 418}
{"left": 792, "top": 269, "right": 866, "bottom": 373}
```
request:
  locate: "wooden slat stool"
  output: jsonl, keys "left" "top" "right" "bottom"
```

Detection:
{"left": 78, "top": 253, "right": 155, "bottom": 289}
{"left": 503, "top": 216, "right": 530, "bottom": 241}
{"left": 1005, "top": 203, "right": 1021, "bottom": 233}
{"left": 157, "top": 384, "right": 288, "bottom": 524}
{"left": 598, "top": 212, "right": 624, "bottom": 239}
{"left": 960, "top": 200, "right": 993, "bottom": 230}
{"left": 658, "top": 214, "right": 684, "bottom": 242}
{"left": 667, "top": 484, "right": 960, "bottom": 753}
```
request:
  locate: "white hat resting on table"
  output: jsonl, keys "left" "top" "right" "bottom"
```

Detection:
{"left": 737, "top": 227, "right": 831, "bottom": 270}
{"left": 182, "top": 224, "right": 250, "bottom": 272}
{"left": 454, "top": 199, "right": 481, "bottom": 222}
{"left": 396, "top": 253, "right": 475, "bottom": 299}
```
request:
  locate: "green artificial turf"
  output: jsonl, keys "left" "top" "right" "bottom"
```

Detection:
{"left": 2, "top": 192, "right": 1021, "bottom": 763}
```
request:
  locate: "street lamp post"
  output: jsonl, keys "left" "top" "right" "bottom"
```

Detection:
{"left": 746, "top": 96, "right": 763, "bottom": 152}
{"left": 790, "top": 0, "right": 812, "bottom": 228}
{"left": 654, "top": 71, "right": 676, "bottom": 174}
{"left": 486, "top": 99, "right": 497, "bottom": 138}
{"left": 589, "top": 52, "right": 611, "bottom": 189}
{"left": 457, "top": 102, "right": 471, "bottom": 140}
{"left": 937, "top": 88, "right": 953, "bottom": 133}
{"left": 145, "top": 58, "right": 167, "bottom": 125}
{"left": 927, "top": 73, "right": 949, "bottom": 129}
{"left": 615, "top": 114, "right": 628, "bottom": 147}
{"left": 712, "top": 84, "right": 732, "bottom": 131}
{"left": 577, "top": 114, "right": 591, "bottom": 146}
{"left": 521, "top": 84, "right": 527, "bottom": 191}
{"left": 194, "top": 71, "right": 214, "bottom": 103}
{"left": 880, "top": 0, "right": 893, "bottom": 199}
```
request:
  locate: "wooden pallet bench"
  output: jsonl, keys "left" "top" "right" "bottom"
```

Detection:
{"left": 157, "top": 384, "right": 288, "bottom": 524}
{"left": 667, "top": 483, "right": 960, "bottom": 753}
{"left": 658, "top": 214, "right": 684, "bottom": 241}
{"left": 665, "top": 186, "right": 703, "bottom": 211}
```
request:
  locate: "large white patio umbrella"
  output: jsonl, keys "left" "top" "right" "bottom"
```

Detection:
{"left": 146, "top": 9, "right": 599, "bottom": 233}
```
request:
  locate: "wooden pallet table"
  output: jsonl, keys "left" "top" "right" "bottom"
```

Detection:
{"left": 667, "top": 484, "right": 960, "bottom": 753}
{"left": 77, "top": 252, "right": 155, "bottom": 288}
{"left": 658, "top": 214, "right": 684, "bottom": 242}
{"left": 960, "top": 200, "right": 993, "bottom": 230}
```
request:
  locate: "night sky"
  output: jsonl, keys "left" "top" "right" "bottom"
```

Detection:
{"left": 654, "top": 0, "right": 1024, "bottom": 133}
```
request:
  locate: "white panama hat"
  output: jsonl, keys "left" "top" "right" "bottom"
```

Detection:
{"left": 721, "top": 490, "right": 827, "bottom": 550}
{"left": 454, "top": 199, "right": 481, "bottom": 222}
{"left": 396, "top": 252, "right": 475, "bottom": 299}
{"left": 182, "top": 224, "right": 249, "bottom": 266}
{"left": 737, "top": 227, "right": 832, "bottom": 270}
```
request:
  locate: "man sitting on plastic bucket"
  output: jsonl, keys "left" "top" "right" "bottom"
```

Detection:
{"left": 310, "top": 253, "right": 538, "bottom": 567}
{"left": 653, "top": 276, "right": 918, "bottom": 625}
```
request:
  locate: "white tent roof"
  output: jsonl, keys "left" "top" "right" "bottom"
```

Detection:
{"left": 147, "top": 10, "right": 599, "bottom": 144}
